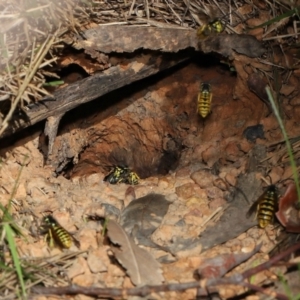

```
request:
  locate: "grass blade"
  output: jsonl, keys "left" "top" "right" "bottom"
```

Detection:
{"left": 3, "top": 223, "right": 26, "bottom": 298}
{"left": 266, "top": 86, "right": 300, "bottom": 204}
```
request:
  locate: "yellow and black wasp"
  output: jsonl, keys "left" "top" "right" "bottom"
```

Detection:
{"left": 197, "top": 18, "right": 225, "bottom": 39}
{"left": 125, "top": 171, "right": 140, "bottom": 185}
{"left": 104, "top": 166, "right": 139, "bottom": 185}
{"left": 246, "top": 184, "right": 279, "bottom": 228}
{"left": 41, "top": 215, "right": 79, "bottom": 249}
{"left": 198, "top": 83, "right": 212, "bottom": 118}
{"left": 104, "top": 166, "right": 128, "bottom": 184}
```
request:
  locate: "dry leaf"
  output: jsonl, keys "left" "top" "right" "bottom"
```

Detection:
{"left": 120, "top": 194, "right": 171, "bottom": 248}
{"left": 247, "top": 73, "right": 269, "bottom": 107}
{"left": 107, "top": 219, "right": 164, "bottom": 286}
{"left": 276, "top": 183, "right": 300, "bottom": 233}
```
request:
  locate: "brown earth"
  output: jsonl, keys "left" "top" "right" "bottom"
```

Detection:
{"left": 1, "top": 56, "right": 299, "bottom": 299}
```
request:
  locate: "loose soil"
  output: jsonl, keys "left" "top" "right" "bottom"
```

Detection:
{"left": 1, "top": 56, "right": 299, "bottom": 299}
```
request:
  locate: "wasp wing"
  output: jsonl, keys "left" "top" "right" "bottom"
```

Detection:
{"left": 246, "top": 190, "right": 269, "bottom": 219}
{"left": 246, "top": 199, "right": 259, "bottom": 218}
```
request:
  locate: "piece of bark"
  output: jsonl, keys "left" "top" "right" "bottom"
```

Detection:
{"left": 44, "top": 113, "right": 64, "bottom": 157}
{"left": 1, "top": 52, "right": 190, "bottom": 140}
{"left": 247, "top": 73, "right": 271, "bottom": 112}
{"left": 73, "top": 25, "right": 198, "bottom": 53}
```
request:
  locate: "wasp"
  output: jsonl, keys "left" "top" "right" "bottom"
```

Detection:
{"left": 125, "top": 171, "right": 140, "bottom": 185}
{"left": 104, "top": 166, "right": 128, "bottom": 184}
{"left": 246, "top": 185, "right": 279, "bottom": 228}
{"left": 41, "top": 215, "right": 79, "bottom": 249}
{"left": 104, "top": 166, "right": 139, "bottom": 185}
{"left": 198, "top": 83, "right": 212, "bottom": 118}
{"left": 197, "top": 18, "right": 225, "bottom": 39}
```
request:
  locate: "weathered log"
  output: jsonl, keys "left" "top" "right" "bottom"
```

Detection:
{"left": 73, "top": 25, "right": 198, "bottom": 53}
{"left": 1, "top": 52, "right": 191, "bottom": 140}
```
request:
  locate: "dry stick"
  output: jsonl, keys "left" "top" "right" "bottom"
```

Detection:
{"left": 31, "top": 242, "right": 300, "bottom": 298}
{"left": 242, "top": 282, "right": 288, "bottom": 300}
{"left": 241, "top": 242, "right": 300, "bottom": 279}
{"left": 0, "top": 30, "right": 58, "bottom": 136}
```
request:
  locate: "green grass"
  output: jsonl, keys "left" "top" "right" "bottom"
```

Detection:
{"left": 250, "top": 6, "right": 300, "bottom": 29}
{"left": 278, "top": 269, "right": 300, "bottom": 300}
{"left": 3, "top": 223, "right": 26, "bottom": 298}
{"left": 0, "top": 155, "right": 29, "bottom": 299}
{"left": 266, "top": 87, "right": 300, "bottom": 300}
{"left": 266, "top": 87, "right": 300, "bottom": 204}
{"left": 43, "top": 80, "right": 64, "bottom": 87}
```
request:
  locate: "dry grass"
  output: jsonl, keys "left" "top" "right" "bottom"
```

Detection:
{"left": 0, "top": 0, "right": 82, "bottom": 135}
{"left": 0, "top": 0, "right": 254, "bottom": 136}
{"left": 0, "top": 250, "right": 85, "bottom": 298}
{"left": 0, "top": 0, "right": 297, "bottom": 136}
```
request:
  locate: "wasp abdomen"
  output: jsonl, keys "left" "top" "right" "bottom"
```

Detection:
{"left": 198, "top": 83, "right": 212, "bottom": 118}
{"left": 257, "top": 190, "right": 277, "bottom": 228}
{"left": 42, "top": 215, "right": 73, "bottom": 249}
{"left": 247, "top": 185, "right": 278, "bottom": 229}
{"left": 51, "top": 224, "right": 72, "bottom": 248}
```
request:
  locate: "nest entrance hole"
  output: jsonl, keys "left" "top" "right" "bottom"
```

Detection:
{"left": 51, "top": 55, "right": 237, "bottom": 181}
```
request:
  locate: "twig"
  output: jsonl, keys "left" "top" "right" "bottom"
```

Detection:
{"left": 242, "top": 282, "right": 288, "bottom": 300}
{"left": 31, "top": 242, "right": 300, "bottom": 298}
{"left": 241, "top": 242, "right": 300, "bottom": 280}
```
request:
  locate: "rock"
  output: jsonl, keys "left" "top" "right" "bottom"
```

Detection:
{"left": 191, "top": 170, "right": 215, "bottom": 189}
{"left": 68, "top": 256, "right": 87, "bottom": 279}
{"left": 225, "top": 141, "right": 243, "bottom": 160}
{"left": 241, "top": 237, "right": 256, "bottom": 253}
{"left": 209, "top": 198, "right": 226, "bottom": 210}
{"left": 175, "top": 167, "right": 190, "bottom": 178}
{"left": 78, "top": 228, "right": 98, "bottom": 250}
{"left": 175, "top": 183, "right": 196, "bottom": 199}
{"left": 206, "top": 186, "right": 223, "bottom": 200}
{"left": 213, "top": 178, "right": 228, "bottom": 191}
{"left": 202, "top": 145, "right": 220, "bottom": 167}
{"left": 268, "top": 166, "right": 284, "bottom": 184}
{"left": 225, "top": 172, "right": 237, "bottom": 186}
{"left": 280, "top": 84, "right": 295, "bottom": 96}
{"left": 87, "top": 248, "right": 109, "bottom": 273}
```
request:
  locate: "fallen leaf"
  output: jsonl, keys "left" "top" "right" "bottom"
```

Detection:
{"left": 197, "top": 243, "right": 262, "bottom": 279}
{"left": 120, "top": 193, "right": 171, "bottom": 249}
{"left": 107, "top": 219, "right": 164, "bottom": 286}
{"left": 276, "top": 183, "right": 300, "bottom": 233}
{"left": 247, "top": 73, "right": 270, "bottom": 109}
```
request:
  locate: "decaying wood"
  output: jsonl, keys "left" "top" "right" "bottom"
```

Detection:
{"left": 44, "top": 113, "right": 64, "bottom": 157}
{"left": 73, "top": 25, "right": 198, "bottom": 53}
{"left": 1, "top": 52, "right": 190, "bottom": 140}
